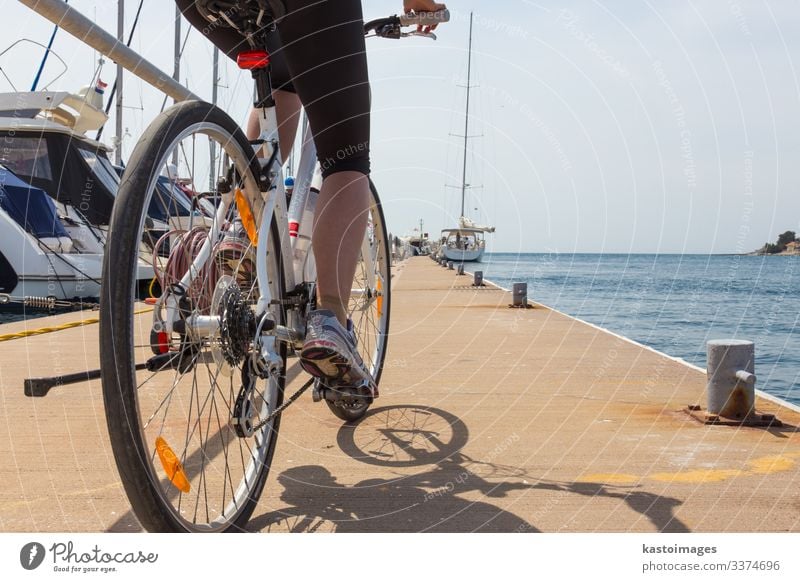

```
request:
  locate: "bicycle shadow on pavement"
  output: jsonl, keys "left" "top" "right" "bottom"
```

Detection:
{"left": 247, "top": 405, "right": 691, "bottom": 533}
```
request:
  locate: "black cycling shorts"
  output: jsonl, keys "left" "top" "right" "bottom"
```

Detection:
{"left": 177, "top": 0, "right": 371, "bottom": 177}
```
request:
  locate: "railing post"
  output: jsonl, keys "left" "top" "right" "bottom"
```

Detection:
{"left": 512, "top": 283, "right": 528, "bottom": 307}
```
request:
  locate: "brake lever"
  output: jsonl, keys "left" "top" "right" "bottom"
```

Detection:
{"left": 401, "top": 30, "right": 438, "bottom": 41}
{"left": 376, "top": 24, "right": 402, "bottom": 39}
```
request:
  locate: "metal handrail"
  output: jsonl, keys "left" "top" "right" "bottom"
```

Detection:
{"left": 17, "top": 0, "right": 199, "bottom": 102}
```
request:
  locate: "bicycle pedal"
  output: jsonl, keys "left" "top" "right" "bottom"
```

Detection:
{"left": 317, "top": 378, "right": 377, "bottom": 403}
{"left": 311, "top": 380, "right": 324, "bottom": 403}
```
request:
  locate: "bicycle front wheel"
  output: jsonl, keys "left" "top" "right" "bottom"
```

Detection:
{"left": 100, "top": 101, "right": 286, "bottom": 532}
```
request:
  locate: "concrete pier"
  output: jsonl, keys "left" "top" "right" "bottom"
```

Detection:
{"left": 1, "top": 257, "right": 799, "bottom": 532}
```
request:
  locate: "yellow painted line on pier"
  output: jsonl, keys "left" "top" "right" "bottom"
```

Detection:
{"left": 577, "top": 473, "right": 640, "bottom": 485}
{"left": 747, "top": 454, "right": 798, "bottom": 474}
{"left": 580, "top": 452, "right": 800, "bottom": 485}
{"left": 649, "top": 469, "right": 744, "bottom": 484}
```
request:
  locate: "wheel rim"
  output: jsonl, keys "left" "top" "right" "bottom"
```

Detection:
{"left": 348, "top": 188, "right": 390, "bottom": 381}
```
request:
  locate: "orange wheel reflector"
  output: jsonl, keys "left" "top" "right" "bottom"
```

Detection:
{"left": 144, "top": 297, "right": 158, "bottom": 305}
{"left": 235, "top": 188, "right": 259, "bottom": 246}
{"left": 376, "top": 279, "right": 383, "bottom": 317}
{"left": 155, "top": 437, "right": 190, "bottom": 493}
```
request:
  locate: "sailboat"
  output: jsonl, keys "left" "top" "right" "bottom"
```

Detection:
{"left": 441, "top": 11, "right": 494, "bottom": 264}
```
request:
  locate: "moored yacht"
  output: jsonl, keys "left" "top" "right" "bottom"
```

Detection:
{"left": 0, "top": 88, "right": 152, "bottom": 300}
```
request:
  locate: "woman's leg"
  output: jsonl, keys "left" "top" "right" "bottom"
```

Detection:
{"left": 275, "top": 0, "right": 372, "bottom": 326}
{"left": 312, "top": 172, "right": 369, "bottom": 325}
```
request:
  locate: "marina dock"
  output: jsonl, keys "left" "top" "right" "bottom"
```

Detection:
{"left": 1, "top": 256, "right": 799, "bottom": 532}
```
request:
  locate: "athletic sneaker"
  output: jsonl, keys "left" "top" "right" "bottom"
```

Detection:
{"left": 300, "top": 309, "right": 373, "bottom": 388}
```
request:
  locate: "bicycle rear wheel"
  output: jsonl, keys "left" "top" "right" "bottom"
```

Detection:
{"left": 100, "top": 101, "right": 286, "bottom": 532}
{"left": 325, "top": 181, "right": 391, "bottom": 421}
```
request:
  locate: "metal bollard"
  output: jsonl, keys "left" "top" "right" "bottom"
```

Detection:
{"left": 448, "top": 261, "right": 454, "bottom": 270}
{"left": 512, "top": 283, "right": 528, "bottom": 307}
{"left": 706, "top": 339, "right": 756, "bottom": 420}
{"left": 457, "top": 263, "right": 465, "bottom": 275}
{"left": 441, "top": 259, "right": 447, "bottom": 267}
{"left": 473, "top": 271, "right": 483, "bottom": 286}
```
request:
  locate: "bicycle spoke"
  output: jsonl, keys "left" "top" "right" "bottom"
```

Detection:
{"left": 211, "top": 395, "right": 234, "bottom": 517}
{"left": 195, "top": 371, "right": 213, "bottom": 525}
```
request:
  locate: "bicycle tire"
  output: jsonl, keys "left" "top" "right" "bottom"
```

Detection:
{"left": 100, "top": 100, "right": 286, "bottom": 532}
{"left": 325, "top": 180, "right": 391, "bottom": 422}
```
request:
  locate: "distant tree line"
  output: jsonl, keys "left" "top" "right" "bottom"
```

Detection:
{"left": 759, "top": 230, "right": 796, "bottom": 254}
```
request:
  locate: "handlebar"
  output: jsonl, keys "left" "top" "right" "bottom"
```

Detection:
{"left": 365, "top": 9, "right": 450, "bottom": 40}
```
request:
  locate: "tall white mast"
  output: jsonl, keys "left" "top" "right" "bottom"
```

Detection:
{"left": 209, "top": 46, "right": 219, "bottom": 190}
{"left": 172, "top": 5, "right": 181, "bottom": 166}
{"left": 460, "top": 12, "right": 474, "bottom": 218}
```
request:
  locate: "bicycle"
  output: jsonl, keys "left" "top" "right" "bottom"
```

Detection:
{"left": 99, "top": 2, "right": 449, "bottom": 532}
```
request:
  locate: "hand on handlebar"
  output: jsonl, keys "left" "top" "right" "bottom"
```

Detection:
{"left": 403, "top": 0, "right": 448, "bottom": 33}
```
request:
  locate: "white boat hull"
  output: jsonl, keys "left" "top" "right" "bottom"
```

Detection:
{"left": 11, "top": 273, "right": 101, "bottom": 300}
{"left": 443, "top": 246, "right": 484, "bottom": 263}
{"left": 0, "top": 208, "right": 154, "bottom": 300}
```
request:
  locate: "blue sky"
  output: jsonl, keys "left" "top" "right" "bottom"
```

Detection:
{"left": 2, "top": 0, "right": 799, "bottom": 253}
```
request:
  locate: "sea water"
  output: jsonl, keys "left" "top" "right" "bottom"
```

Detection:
{"left": 481, "top": 253, "right": 799, "bottom": 406}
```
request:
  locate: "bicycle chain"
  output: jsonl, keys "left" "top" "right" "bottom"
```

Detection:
{"left": 250, "top": 377, "right": 315, "bottom": 432}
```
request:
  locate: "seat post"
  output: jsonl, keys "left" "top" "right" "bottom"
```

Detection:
{"left": 252, "top": 68, "right": 275, "bottom": 109}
